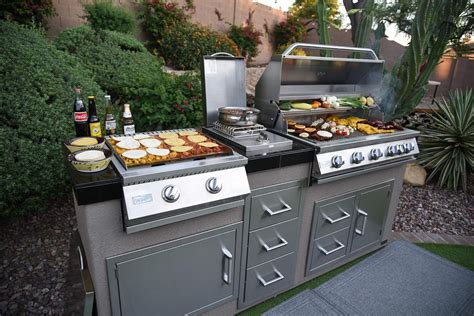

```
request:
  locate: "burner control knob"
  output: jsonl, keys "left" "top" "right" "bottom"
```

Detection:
{"left": 387, "top": 145, "right": 396, "bottom": 157}
{"left": 162, "top": 185, "right": 180, "bottom": 203}
{"left": 369, "top": 148, "right": 383, "bottom": 160}
{"left": 404, "top": 143, "right": 415, "bottom": 152}
{"left": 396, "top": 144, "right": 405, "bottom": 155}
{"left": 351, "top": 152, "right": 365, "bottom": 164}
{"left": 206, "top": 177, "right": 222, "bottom": 194}
{"left": 331, "top": 156, "right": 345, "bottom": 168}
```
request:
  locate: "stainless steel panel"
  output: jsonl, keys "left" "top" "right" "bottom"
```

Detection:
{"left": 308, "top": 227, "right": 350, "bottom": 273}
{"left": 351, "top": 183, "right": 392, "bottom": 253}
{"left": 201, "top": 55, "right": 246, "bottom": 127}
{"left": 108, "top": 223, "right": 241, "bottom": 316}
{"left": 244, "top": 253, "right": 296, "bottom": 304}
{"left": 250, "top": 185, "right": 301, "bottom": 230}
{"left": 314, "top": 194, "right": 356, "bottom": 239}
{"left": 247, "top": 218, "right": 299, "bottom": 268}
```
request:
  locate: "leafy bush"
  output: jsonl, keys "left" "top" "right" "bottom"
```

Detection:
{"left": 54, "top": 26, "right": 203, "bottom": 130}
{"left": 417, "top": 89, "right": 473, "bottom": 191}
{"left": 0, "top": 0, "right": 55, "bottom": 27}
{"left": 0, "top": 21, "right": 105, "bottom": 217}
{"left": 83, "top": 1, "right": 136, "bottom": 34}
{"left": 142, "top": 0, "right": 240, "bottom": 70}
{"left": 273, "top": 15, "right": 306, "bottom": 54}
{"left": 228, "top": 24, "right": 262, "bottom": 60}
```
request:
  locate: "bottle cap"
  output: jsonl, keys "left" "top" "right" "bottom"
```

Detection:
{"left": 88, "top": 96, "right": 95, "bottom": 99}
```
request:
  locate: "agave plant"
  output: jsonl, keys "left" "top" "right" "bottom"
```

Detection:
{"left": 417, "top": 89, "right": 474, "bottom": 191}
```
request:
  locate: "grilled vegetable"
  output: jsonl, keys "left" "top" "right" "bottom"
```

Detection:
{"left": 312, "top": 100, "right": 321, "bottom": 108}
{"left": 278, "top": 101, "right": 292, "bottom": 110}
{"left": 291, "top": 102, "right": 312, "bottom": 110}
{"left": 338, "top": 97, "right": 367, "bottom": 109}
{"left": 366, "top": 96, "right": 375, "bottom": 106}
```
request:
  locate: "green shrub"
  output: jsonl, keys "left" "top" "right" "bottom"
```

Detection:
{"left": 83, "top": 1, "right": 136, "bottom": 34}
{"left": 54, "top": 26, "right": 203, "bottom": 130}
{"left": 0, "top": 21, "right": 105, "bottom": 217}
{"left": 417, "top": 89, "right": 473, "bottom": 191}
{"left": 0, "top": 0, "right": 55, "bottom": 27}
{"left": 228, "top": 24, "right": 262, "bottom": 60}
{"left": 142, "top": 0, "right": 240, "bottom": 70}
{"left": 273, "top": 15, "right": 306, "bottom": 54}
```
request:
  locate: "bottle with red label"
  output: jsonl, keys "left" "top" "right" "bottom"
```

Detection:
{"left": 73, "top": 88, "right": 89, "bottom": 136}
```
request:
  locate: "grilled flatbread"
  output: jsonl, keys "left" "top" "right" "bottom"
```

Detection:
{"left": 116, "top": 139, "right": 140, "bottom": 149}
{"left": 140, "top": 138, "right": 162, "bottom": 148}
{"left": 122, "top": 150, "right": 147, "bottom": 159}
{"left": 75, "top": 150, "right": 105, "bottom": 161}
{"left": 179, "top": 131, "right": 198, "bottom": 136}
{"left": 146, "top": 148, "right": 170, "bottom": 156}
{"left": 164, "top": 138, "right": 186, "bottom": 146}
{"left": 133, "top": 134, "right": 152, "bottom": 140}
{"left": 71, "top": 137, "right": 98, "bottom": 146}
{"left": 188, "top": 135, "right": 207, "bottom": 143}
{"left": 170, "top": 146, "right": 193, "bottom": 153}
{"left": 158, "top": 132, "right": 179, "bottom": 139}
{"left": 198, "top": 142, "right": 219, "bottom": 148}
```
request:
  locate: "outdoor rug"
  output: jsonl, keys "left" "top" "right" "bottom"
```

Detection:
{"left": 263, "top": 240, "right": 474, "bottom": 315}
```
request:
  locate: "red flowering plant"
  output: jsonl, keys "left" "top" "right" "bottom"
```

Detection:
{"left": 273, "top": 15, "right": 306, "bottom": 54}
{"left": 0, "top": 0, "right": 55, "bottom": 27}
{"left": 228, "top": 10, "right": 263, "bottom": 61}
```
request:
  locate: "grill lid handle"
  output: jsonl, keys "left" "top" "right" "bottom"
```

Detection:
{"left": 211, "top": 52, "right": 235, "bottom": 57}
{"left": 281, "top": 43, "right": 379, "bottom": 60}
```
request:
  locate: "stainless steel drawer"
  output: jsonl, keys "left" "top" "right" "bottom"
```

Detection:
{"left": 314, "top": 195, "right": 355, "bottom": 239}
{"left": 244, "top": 253, "right": 295, "bottom": 304}
{"left": 308, "top": 227, "right": 350, "bottom": 273}
{"left": 250, "top": 186, "right": 301, "bottom": 230}
{"left": 247, "top": 218, "right": 298, "bottom": 268}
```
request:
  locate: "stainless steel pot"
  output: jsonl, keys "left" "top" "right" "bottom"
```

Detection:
{"left": 218, "top": 107, "right": 260, "bottom": 126}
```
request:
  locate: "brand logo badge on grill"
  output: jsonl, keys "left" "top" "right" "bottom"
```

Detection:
{"left": 132, "top": 194, "right": 153, "bottom": 205}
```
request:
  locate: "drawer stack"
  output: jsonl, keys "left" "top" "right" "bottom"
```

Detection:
{"left": 243, "top": 183, "right": 303, "bottom": 305}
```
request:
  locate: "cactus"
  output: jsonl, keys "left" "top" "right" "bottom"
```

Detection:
{"left": 316, "top": 0, "right": 332, "bottom": 57}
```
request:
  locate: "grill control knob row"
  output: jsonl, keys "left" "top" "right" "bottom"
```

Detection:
{"left": 369, "top": 148, "right": 383, "bottom": 160}
{"left": 206, "top": 177, "right": 222, "bottom": 194}
{"left": 404, "top": 143, "right": 415, "bottom": 152}
{"left": 162, "top": 185, "right": 180, "bottom": 203}
{"left": 351, "top": 152, "right": 365, "bottom": 164}
{"left": 387, "top": 145, "right": 396, "bottom": 157}
{"left": 396, "top": 144, "right": 406, "bottom": 155}
{"left": 331, "top": 156, "right": 345, "bottom": 168}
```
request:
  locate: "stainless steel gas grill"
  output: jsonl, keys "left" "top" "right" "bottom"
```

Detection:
{"left": 105, "top": 128, "right": 250, "bottom": 233}
{"left": 255, "top": 43, "right": 419, "bottom": 181}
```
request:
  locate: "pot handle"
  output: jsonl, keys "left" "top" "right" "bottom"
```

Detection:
{"left": 211, "top": 52, "right": 235, "bottom": 57}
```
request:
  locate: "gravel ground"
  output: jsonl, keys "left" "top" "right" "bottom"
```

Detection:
{"left": 1, "top": 184, "right": 472, "bottom": 314}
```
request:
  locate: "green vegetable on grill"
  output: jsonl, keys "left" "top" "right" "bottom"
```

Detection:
{"left": 338, "top": 97, "right": 368, "bottom": 109}
{"left": 278, "top": 101, "right": 292, "bottom": 110}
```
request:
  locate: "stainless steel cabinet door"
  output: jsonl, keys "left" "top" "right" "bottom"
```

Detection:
{"left": 350, "top": 183, "right": 392, "bottom": 253}
{"left": 107, "top": 224, "right": 241, "bottom": 316}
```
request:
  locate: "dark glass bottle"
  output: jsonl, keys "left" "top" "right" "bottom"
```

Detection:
{"left": 87, "top": 96, "right": 102, "bottom": 137}
{"left": 73, "top": 88, "right": 88, "bottom": 137}
{"left": 122, "top": 103, "right": 135, "bottom": 135}
{"left": 104, "top": 95, "right": 116, "bottom": 135}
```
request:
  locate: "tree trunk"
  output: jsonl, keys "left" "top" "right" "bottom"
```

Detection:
{"left": 343, "top": 0, "right": 366, "bottom": 44}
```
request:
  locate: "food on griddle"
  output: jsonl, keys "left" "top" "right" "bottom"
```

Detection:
{"left": 287, "top": 128, "right": 296, "bottom": 134}
{"left": 357, "top": 124, "right": 394, "bottom": 135}
{"left": 170, "top": 146, "right": 193, "bottom": 152}
{"left": 158, "top": 132, "right": 179, "bottom": 139}
{"left": 304, "top": 127, "right": 316, "bottom": 133}
{"left": 291, "top": 102, "right": 312, "bottom": 110}
{"left": 116, "top": 139, "right": 140, "bottom": 149}
{"left": 178, "top": 131, "right": 198, "bottom": 136}
{"left": 111, "top": 135, "right": 131, "bottom": 142}
{"left": 75, "top": 150, "right": 106, "bottom": 161}
{"left": 278, "top": 101, "right": 292, "bottom": 110}
{"left": 294, "top": 124, "right": 306, "bottom": 131}
{"left": 311, "top": 130, "right": 333, "bottom": 141}
{"left": 164, "top": 138, "right": 186, "bottom": 146}
{"left": 321, "top": 101, "right": 331, "bottom": 108}
{"left": 299, "top": 132, "right": 309, "bottom": 138}
{"left": 146, "top": 148, "right": 170, "bottom": 156}
{"left": 338, "top": 97, "right": 367, "bottom": 109}
{"left": 358, "top": 119, "right": 403, "bottom": 130}
{"left": 140, "top": 138, "right": 162, "bottom": 148}
{"left": 122, "top": 150, "right": 147, "bottom": 159}
{"left": 311, "top": 101, "right": 321, "bottom": 108}
{"left": 359, "top": 96, "right": 367, "bottom": 105}
{"left": 133, "top": 134, "right": 152, "bottom": 140}
{"left": 366, "top": 96, "right": 375, "bottom": 106}
{"left": 287, "top": 119, "right": 296, "bottom": 127}
{"left": 198, "top": 142, "right": 219, "bottom": 148}
{"left": 311, "top": 118, "right": 325, "bottom": 127}
{"left": 188, "top": 135, "right": 207, "bottom": 143}
{"left": 71, "top": 137, "right": 98, "bottom": 146}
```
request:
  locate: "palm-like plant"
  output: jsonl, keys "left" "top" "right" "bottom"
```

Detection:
{"left": 417, "top": 89, "right": 474, "bottom": 191}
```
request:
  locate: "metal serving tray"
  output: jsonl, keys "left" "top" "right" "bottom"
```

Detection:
{"left": 105, "top": 128, "right": 233, "bottom": 170}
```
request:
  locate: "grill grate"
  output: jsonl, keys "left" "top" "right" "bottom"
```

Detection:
{"left": 213, "top": 121, "right": 266, "bottom": 137}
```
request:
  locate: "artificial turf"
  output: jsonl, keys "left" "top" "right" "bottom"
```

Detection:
{"left": 238, "top": 243, "right": 474, "bottom": 315}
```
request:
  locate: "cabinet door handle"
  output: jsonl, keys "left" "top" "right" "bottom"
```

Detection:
{"left": 256, "top": 268, "right": 285, "bottom": 287}
{"left": 322, "top": 206, "right": 351, "bottom": 224}
{"left": 260, "top": 234, "right": 289, "bottom": 252}
{"left": 76, "top": 246, "right": 84, "bottom": 271}
{"left": 355, "top": 208, "right": 368, "bottom": 236}
{"left": 222, "top": 247, "right": 233, "bottom": 284}
{"left": 263, "top": 200, "right": 292, "bottom": 216}
{"left": 318, "top": 238, "right": 345, "bottom": 255}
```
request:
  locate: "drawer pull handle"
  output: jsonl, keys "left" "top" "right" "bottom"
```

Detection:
{"left": 318, "top": 239, "right": 345, "bottom": 256}
{"left": 260, "top": 234, "right": 289, "bottom": 252}
{"left": 257, "top": 268, "right": 285, "bottom": 287}
{"left": 322, "top": 207, "right": 350, "bottom": 224}
{"left": 355, "top": 208, "right": 368, "bottom": 236}
{"left": 263, "top": 200, "right": 292, "bottom": 216}
{"left": 222, "top": 247, "right": 233, "bottom": 284}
